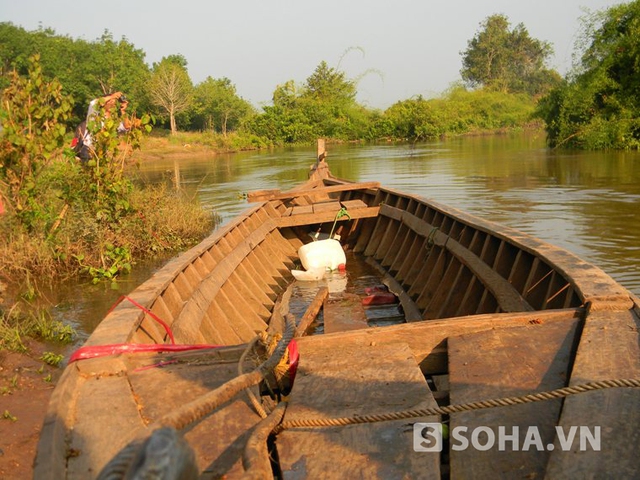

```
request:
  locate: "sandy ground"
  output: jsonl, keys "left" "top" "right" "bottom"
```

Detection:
{"left": 0, "top": 341, "right": 62, "bottom": 479}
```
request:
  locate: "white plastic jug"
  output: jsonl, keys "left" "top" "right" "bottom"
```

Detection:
{"left": 298, "top": 239, "right": 346, "bottom": 272}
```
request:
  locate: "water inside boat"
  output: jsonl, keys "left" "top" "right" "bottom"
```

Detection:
{"left": 288, "top": 250, "right": 406, "bottom": 335}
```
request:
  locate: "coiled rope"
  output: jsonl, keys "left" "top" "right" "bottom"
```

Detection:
{"left": 273, "top": 378, "right": 640, "bottom": 434}
{"left": 155, "top": 313, "right": 296, "bottom": 431}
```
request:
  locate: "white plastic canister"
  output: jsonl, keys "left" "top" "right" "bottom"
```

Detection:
{"left": 298, "top": 239, "right": 346, "bottom": 271}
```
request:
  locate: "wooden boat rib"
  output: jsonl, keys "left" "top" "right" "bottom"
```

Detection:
{"left": 35, "top": 142, "right": 640, "bottom": 479}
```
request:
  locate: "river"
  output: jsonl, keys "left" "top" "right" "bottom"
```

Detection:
{"left": 51, "top": 132, "right": 640, "bottom": 342}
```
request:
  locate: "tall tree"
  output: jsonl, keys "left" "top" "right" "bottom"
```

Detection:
{"left": 461, "top": 14, "right": 557, "bottom": 95}
{"left": 302, "top": 60, "right": 356, "bottom": 104}
{"left": 192, "top": 77, "right": 253, "bottom": 135}
{"left": 149, "top": 56, "right": 193, "bottom": 134}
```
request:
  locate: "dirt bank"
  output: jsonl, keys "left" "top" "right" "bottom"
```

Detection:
{"left": 0, "top": 341, "right": 61, "bottom": 479}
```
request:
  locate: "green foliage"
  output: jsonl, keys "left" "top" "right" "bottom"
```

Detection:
{"left": 0, "top": 23, "right": 151, "bottom": 124}
{"left": 40, "top": 351, "right": 64, "bottom": 367}
{"left": 191, "top": 77, "right": 254, "bottom": 135}
{"left": 537, "top": 0, "right": 640, "bottom": 149}
{"left": 303, "top": 61, "right": 356, "bottom": 104}
{"left": 247, "top": 60, "right": 374, "bottom": 143}
{"left": 380, "top": 87, "right": 536, "bottom": 141}
{"left": 0, "top": 302, "right": 75, "bottom": 353}
{"left": 34, "top": 317, "right": 76, "bottom": 343}
{"left": 1, "top": 21, "right": 548, "bottom": 148}
{"left": 461, "top": 14, "right": 559, "bottom": 96}
{"left": 0, "top": 54, "right": 73, "bottom": 229}
{"left": 74, "top": 243, "right": 132, "bottom": 284}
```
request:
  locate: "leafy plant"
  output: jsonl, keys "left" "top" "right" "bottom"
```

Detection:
{"left": 0, "top": 300, "right": 75, "bottom": 352}
{"left": 34, "top": 316, "right": 76, "bottom": 343}
{"left": 41, "top": 351, "right": 64, "bottom": 367}
{"left": 0, "top": 54, "right": 73, "bottom": 230}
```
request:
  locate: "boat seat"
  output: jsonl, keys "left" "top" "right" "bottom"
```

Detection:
{"left": 276, "top": 340, "right": 441, "bottom": 478}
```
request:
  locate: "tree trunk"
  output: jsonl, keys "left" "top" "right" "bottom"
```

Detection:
{"left": 222, "top": 112, "right": 228, "bottom": 138}
{"left": 170, "top": 105, "right": 177, "bottom": 135}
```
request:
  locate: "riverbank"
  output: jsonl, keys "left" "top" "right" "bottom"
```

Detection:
{"left": 132, "top": 131, "right": 273, "bottom": 163}
{"left": 0, "top": 340, "right": 61, "bottom": 479}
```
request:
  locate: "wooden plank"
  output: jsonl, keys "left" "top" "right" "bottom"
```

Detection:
{"left": 67, "top": 373, "right": 146, "bottom": 478}
{"left": 340, "top": 199, "right": 368, "bottom": 210}
{"left": 34, "top": 368, "right": 85, "bottom": 480}
{"left": 277, "top": 342, "right": 440, "bottom": 479}
{"left": 170, "top": 219, "right": 280, "bottom": 342}
{"left": 312, "top": 200, "right": 341, "bottom": 213}
{"left": 290, "top": 205, "right": 313, "bottom": 216}
{"left": 323, "top": 292, "right": 369, "bottom": 333}
{"left": 247, "top": 181, "right": 380, "bottom": 202}
{"left": 373, "top": 187, "right": 629, "bottom": 310}
{"left": 294, "top": 308, "right": 583, "bottom": 375}
{"left": 127, "top": 358, "right": 261, "bottom": 478}
{"left": 545, "top": 309, "right": 640, "bottom": 478}
{"left": 295, "top": 286, "right": 329, "bottom": 337}
{"left": 277, "top": 206, "right": 380, "bottom": 228}
{"left": 447, "top": 318, "right": 580, "bottom": 479}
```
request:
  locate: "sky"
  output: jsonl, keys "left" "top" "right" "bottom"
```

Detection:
{"left": 1, "top": 0, "right": 625, "bottom": 109}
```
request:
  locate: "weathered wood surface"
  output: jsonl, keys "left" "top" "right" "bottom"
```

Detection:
{"left": 276, "top": 205, "right": 379, "bottom": 228}
{"left": 379, "top": 204, "right": 534, "bottom": 314}
{"left": 52, "top": 348, "right": 260, "bottom": 479}
{"left": 295, "top": 286, "right": 329, "bottom": 337}
{"left": 447, "top": 318, "right": 580, "bottom": 480}
{"left": 65, "top": 368, "right": 149, "bottom": 478}
{"left": 323, "top": 292, "right": 369, "bottom": 334}
{"left": 312, "top": 200, "right": 342, "bottom": 213}
{"left": 295, "top": 309, "right": 582, "bottom": 375}
{"left": 246, "top": 181, "right": 380, "bottom": 202}
{"left": 339, "top": 199, "right": 368, "bottom": 211}
{"left": 127, "top": 354, "right": 261, "bottom": 478}
{"left": 34, "top": 367, "right": 86, "bottom": 480}
{"left": 277, "top": 342, "right": 440, "bottom": 479}
{"left": 545, "top": 308, "right": 640, "bottom": 478}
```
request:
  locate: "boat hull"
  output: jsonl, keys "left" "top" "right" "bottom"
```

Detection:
{"left": 35, "top": 159, "right": 640, "bottom": 479}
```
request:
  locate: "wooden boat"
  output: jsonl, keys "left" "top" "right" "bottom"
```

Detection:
{"left": 35, "top": 141, "right": 640, "bottom": 479}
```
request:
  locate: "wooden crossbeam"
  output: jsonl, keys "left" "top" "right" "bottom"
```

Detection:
{"left": 276, "top": 206, "right": 379, "bottom": 228}
{"left": 246, "top": 181, "right": 380, "bottom": 202}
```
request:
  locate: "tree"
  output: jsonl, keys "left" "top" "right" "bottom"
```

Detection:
{"left": 302, "top": 61, "right": 356, "bottom": 104}
{"left": 537, "top": 0, "right": 640, "bottom": 149}
{"left": 148, "top": 56, "right": 193, "bottom": 134}
{"left": 192, "top": 77, "right": 253, "bottom": 135}
{"left": 0, "top": 24, "right": 151, "bottom": 124}
{"left": 461, "top": 14, "right": 557, "bottom": 95}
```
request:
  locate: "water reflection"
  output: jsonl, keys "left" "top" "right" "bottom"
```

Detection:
{"left": 54, "top": 133, "right": 640, "bottom": 339}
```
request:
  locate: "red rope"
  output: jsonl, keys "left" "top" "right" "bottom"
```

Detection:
{"left": 107, "top": 295, "right": 176, "bottom": 345}
{"left": 69, "top": 295, "right": 299, "bottom": 381}
{"left": 68, "top": 294, "right": 195, "bottom": 363}
{"left": 69, "top": 343, "right": 222, "bottom": 363}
